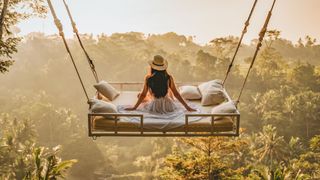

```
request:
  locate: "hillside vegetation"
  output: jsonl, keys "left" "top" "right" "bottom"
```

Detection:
{"left": 1, "top": 31, "right": 320, "bottom": 179}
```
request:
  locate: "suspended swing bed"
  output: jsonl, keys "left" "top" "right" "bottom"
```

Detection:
{"left": 46, "top": 0, "right": 277, "bottom": 137}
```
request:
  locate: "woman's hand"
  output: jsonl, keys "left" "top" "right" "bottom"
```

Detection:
{"left": 125, "top": 107, "right": 137, "bottom": 111}
{"left": 97, "top": 92, "right": 103, "bottom": 100}
{"left": 186, "top": 106, "right": 197, "bottom": 112}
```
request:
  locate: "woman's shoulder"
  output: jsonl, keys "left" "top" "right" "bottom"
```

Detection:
{"left": 145, "top": 75, "right": 152, "bottom": 81}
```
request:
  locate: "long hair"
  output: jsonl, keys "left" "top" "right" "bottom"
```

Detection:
{"left": 147, "top": 68, "right": 170, "bottom": 98}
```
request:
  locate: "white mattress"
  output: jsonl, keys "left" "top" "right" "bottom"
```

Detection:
{"left": 92, "top": 91, "right": 235, "bottom": 131}
{"left": 112, "top": 91, "right": 214, "bottom": 112}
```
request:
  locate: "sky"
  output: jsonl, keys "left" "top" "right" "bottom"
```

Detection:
{"left": 18, "top": 0, "right": 320, "bottom": 45}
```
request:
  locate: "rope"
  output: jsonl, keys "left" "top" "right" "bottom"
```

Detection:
{"left": 62, "top": 0, "right": 99, "bottom": 83}
{"left": 236, "top": 0, "right": 277, "bottom": 103}
{"left": 222, "top": 0, "right": 258, "bottom": 86}
{"left": 46, "top": 0, "right": 90, "bottom": 102}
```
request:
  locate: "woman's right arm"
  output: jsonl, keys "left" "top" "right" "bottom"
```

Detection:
{"left": 169, "top": 76, "right": 196, "bottom": 111}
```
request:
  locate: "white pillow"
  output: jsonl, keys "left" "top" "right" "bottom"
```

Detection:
{"left": 201, "top": 87, "right": 226, "bottom": 106}
{"left": 211, "top": 101, "right": 237, "bottom": 114}
{"left": 94, "top": 81, "right": 120, "bottom": 101}
{"left": 198, "top": 80, "right": 223, "bottom": 93}
{"left": 179, "top": 86, "right": 202, "bottom": 100}
{"left": 198, "top": 80, "right": 225, "bottom": 106}
{"left": 89, "top": 98, "right": 118, "bottom": 114}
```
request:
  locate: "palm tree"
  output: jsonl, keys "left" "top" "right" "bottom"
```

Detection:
{"left": 254, "top": 125, "right": 289, "bottom": 179}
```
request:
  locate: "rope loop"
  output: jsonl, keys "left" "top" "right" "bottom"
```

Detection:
{"left": 62, "top": 0, "right": 99, "bottom": 83}
{"left": 222, "top": 0, "right": 258, "bottom": 86}
{"left": 54, "top": 19, "right": 63, "bottom": 31}
{"left": 236, "top": 0, "right": 277, "bottom": 102}
{"left": 242, "top": 29, "right": 247, "bottom": 34}
{"left": 259, "top": 28, "right": 267, "bottom": 38}
{"left": 72, "top": 22, "right": 78, "bottom": 33}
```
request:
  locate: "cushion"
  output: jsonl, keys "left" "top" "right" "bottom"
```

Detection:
{"left": 198, "top": 79, "right": 223, "bottom": 92}
{"left": 89, "top": 98, "right": 118, "bottom": 114}
{"left": 211, "top": 101, "right": 237, "bottom": 114}
{"left": 179, "top": 86, "right": 201, "bottom": 100}
{"left": 198, "top": 80, "right": 226, "bottom": 106}
{"left": 94, "top": 81, "right": 120, "bottom": 101}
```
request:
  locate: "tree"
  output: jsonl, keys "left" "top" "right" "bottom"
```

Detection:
{"left": 133, "top": 138, "right": 172, "bottom": 179}
{"left": 194, "top": 50, "right": 218, "bottom": 80}
{"left": 288, "top": 136, "right": 320, "bottom": 179}
{"left": 209, "top": 36, "right": 238, "bottom": 59}
{"left": 159, "top": 137, "right": 249, "bottom": 179}
{"left": 284, "top": 91, "right": 320, "bottom": 139}
{"left": 265, "top": 30, "right": 281, "bottom": 48}
{"left": 252, "top": 125, "right": 288, "bottom": 179}
{"left": 24, "top": 146, "right": 77, "bottom": 180}
{"left": 0, "top": 0, "right": 46, "bottom": 73}
{"left": 0, "top": 115, "right": 36, "bottom": 179}
{"left": 305, "top": 35, "right": 317, "bottom": 48}
{"left": 0, "top": 113, "right": 76, "bottom": 179}
{"left": 3, "top": 92, "right": 108, "bottom": 180}
{"left": 208, "top": 36, "right": 239, "bottom": 80}
{"left": 289, "top": 62, "right": 319, "bottom": 92}
{"left": 248, "top": 46, "right": 287, "bottom": 92}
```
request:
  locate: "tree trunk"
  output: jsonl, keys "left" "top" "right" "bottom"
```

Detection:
{"left": 269, "top": 152, "right": 274, "bottom": 180}
{"left": 0, "top": 0, "right": 10, "bottom": 40}
{"left": 270, "top": 170, "right": 274, "bottom": 180}
{"left": 208, "top": 151, "right": 211, "bottom": 180}
{"left": 306, "top": 118, "right": 309, "bottom": 138}
{"left": 208, "top": 140, "right": 212, "bottom": 180}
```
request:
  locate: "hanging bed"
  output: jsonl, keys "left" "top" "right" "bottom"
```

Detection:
{"left": 88, "top": 82, "right": 240, "bottom": 137}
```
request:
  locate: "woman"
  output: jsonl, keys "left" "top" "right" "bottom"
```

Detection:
{"left": 125, "top": 55, "right": 196, "bottom": 113}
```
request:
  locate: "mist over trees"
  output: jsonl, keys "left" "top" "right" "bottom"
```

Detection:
{"left": 1, "top": 30, "right": 320, "bottom": 179}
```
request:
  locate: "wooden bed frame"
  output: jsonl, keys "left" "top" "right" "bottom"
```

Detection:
{"left": 88, "top": 82, "right": 240, "bottom": 138}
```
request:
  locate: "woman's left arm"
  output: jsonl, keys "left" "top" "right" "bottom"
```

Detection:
{"left": 125, "top": 76, "right": 149, "bottom": 110}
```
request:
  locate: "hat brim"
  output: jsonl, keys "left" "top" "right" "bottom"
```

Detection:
{"left": 148, "top": 59, "right": 168, "bottom": 71}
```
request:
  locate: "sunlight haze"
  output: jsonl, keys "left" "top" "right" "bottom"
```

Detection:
{"left": 18, "top": 0, "right": 320, "bottom": 44}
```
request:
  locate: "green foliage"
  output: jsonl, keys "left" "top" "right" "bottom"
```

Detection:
{"left": 0, "top": 0, "right": 46, "bottom": 73}
{"left": 209, "top": 36, "right": 238, "bottom": 59}
{"left": 310, "top": 135, "right": 320, "bottom": 152}
{"left": 0, "top": 114, "right": 76, "bottom": 180}
{"left": 160, "top": 127, "right": 320, "bottom": 179}
{"left": 24, "top": 146, "right": 77, "bottom": 180}
{"left": 159, "top": 137, "right": 248, "bottom": 179}
{"left": 134, "top": 138, "right": 172, "bottom": 178}
{"left": 1, "top": 28, "right": 320, "bottom": 178}
{"left": 285, "top": 91, "right": 320, "bottom": 139}
{"left": 0, "top": 37, "right": 19, "bottom": 72}
{"left": 0, "top": 91, "right": 107, "bottom": 179}
{"left": 0, "top": 114, "right": 35, "bottom": 179}
{"left": 253, "top": 125, "right": 288, "bottom": 170}
{"left": 290, "top": 62, "right": 319, "bottom": 91}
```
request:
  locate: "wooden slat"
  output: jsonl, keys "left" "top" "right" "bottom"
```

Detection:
{"left": 185, "top": 115, "right": 189, "bottom": 134}
{"left": 89, "top": 132, "right": 238, "bottom": 137}
{"left": 140, "top": 116, "right": 144, "bottom": 134}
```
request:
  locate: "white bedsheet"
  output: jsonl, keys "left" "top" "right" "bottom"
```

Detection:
{"left": 118, "top": 102, "right": 204, "bottom": 130}
{"left": 113, "top": 91, "right": 212, "bottom": 130}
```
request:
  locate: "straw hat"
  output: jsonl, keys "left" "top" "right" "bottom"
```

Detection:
{"left": 148, "top": 55, "right": 168, "bottom": 71}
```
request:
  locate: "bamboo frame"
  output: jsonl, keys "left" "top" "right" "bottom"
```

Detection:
{"left": 88, "top": 82, "right": 240, "bottom": 137}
